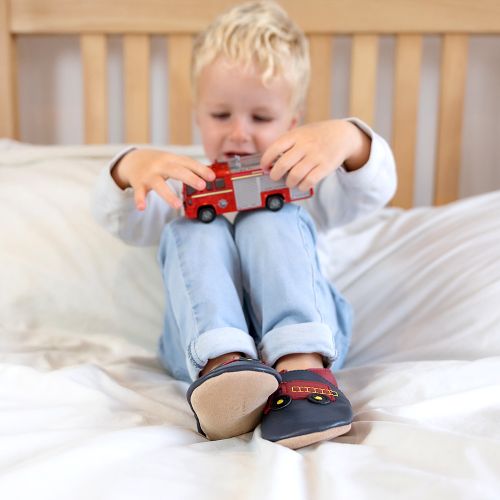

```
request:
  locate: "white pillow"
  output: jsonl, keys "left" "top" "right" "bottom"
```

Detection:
{"left": 1, "top": 140, "right": 499, "bottom": 364}
{"left": 319, "top": 191, "right": 500, "bottom": 365}
{"left": 0, "top": 142, "right": 204, "bottom": 351}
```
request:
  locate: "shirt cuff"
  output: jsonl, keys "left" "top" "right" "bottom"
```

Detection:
{"left": 336, "top": 117, "right": 392, "bottom": 192}
{"left": 94, "top": 146, "right": 137, "bottom": 210}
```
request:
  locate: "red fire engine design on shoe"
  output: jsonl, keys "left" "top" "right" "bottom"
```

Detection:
{"left": 183, "top": 153, "right": 313, "bottom": 223}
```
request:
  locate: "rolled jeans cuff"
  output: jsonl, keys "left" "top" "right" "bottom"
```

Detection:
{"left": 187, "top": 327, "right": 258, "bottom": 380}
{"left": 258, "top": 322, "right": 338, "bottom": 369}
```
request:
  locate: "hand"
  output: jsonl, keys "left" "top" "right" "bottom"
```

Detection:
{"left": 111, "top": 148, "right": 215, "bottom": 211}
{"left": 260, "top": 120, "right": 371, "bottom": 192}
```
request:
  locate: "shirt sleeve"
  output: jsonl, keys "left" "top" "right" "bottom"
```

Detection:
{"left": 91, "top": 146, "right": 183, "bottom": 246}
{"left": 301, "top": 117, "right": 397, "bottom": 232}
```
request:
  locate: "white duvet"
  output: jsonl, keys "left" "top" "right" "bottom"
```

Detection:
{"left": 1, "top": 140, "right": 499, "bottom": 500}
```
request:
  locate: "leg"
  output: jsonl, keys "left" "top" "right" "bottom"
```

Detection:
{"left": 157, "top": 216, "right": 257, "bottom": 382}
{"left": 234, "top": 204, "right": 353, "bottom": 370}
{"left": 157, "top": 216, "right": 280, "bottom": 440}
{"left": 234, "top": 204, "right": 354, "bottom": 448}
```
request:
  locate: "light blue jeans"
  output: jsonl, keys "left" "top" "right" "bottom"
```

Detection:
{"left": 157, "top": 204, "right": 353, "bottom": 382}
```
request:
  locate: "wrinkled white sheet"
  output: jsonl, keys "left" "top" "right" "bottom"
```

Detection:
{"left": 1, "top": 140, "right": 499, "bottom": 499}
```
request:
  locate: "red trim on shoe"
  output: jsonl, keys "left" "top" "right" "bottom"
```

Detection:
{"left": 263, "top": 368, "right": 340, "bottom": 415}
{"left": 306, "top": 368, "right": 338, "bottom": 387}
{"left": 278, "top": 368, "right": 338, "bottom": 386}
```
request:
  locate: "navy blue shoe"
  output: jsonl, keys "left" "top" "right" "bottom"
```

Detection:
{"left": 187, "top": 357, "right": 281, "bottom": 440}
{"left": 260, "top": 368, "right": 353, "bottom": 449}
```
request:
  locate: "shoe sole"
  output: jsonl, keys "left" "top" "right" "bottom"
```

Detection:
{"left": 190, "top": 370, "right": 280, "bottom": 440}
{"left": 274, "top": 423, "right": 352, "bottom": 449}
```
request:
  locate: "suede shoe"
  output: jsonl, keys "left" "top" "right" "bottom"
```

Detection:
{"left": 187, "top": 357, "right": 281, "bottom": 440}
{"left": 260, "top": 368, "right": 353, "bottom": 449}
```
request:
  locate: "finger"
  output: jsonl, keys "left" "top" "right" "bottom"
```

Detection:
{"left": 285, "top": 158, "right": 319, "bottom": 189}
{"left": 169, "top": 166, "right": 208, "bottom": 191}
{"left": 297, "top": 165, "right": 326, "bottom": 192}
{"left": 260, "top": 134, "right": 296, "bottom": 172}
{"left": 133, "top": 184, "right": 148, "bottom": 211}
{"left": 175, "top": 156, "right": 216, "bottom": 182}
{"left": 269, "top": 147, "right": 306, "bottom": 182}
{"left": 150, "top": 177, "right": 183, "bottom": 209}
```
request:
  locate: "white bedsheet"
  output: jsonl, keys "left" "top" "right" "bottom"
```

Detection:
{"left": 1, "top": 140, "right": 499, "bottom": 499}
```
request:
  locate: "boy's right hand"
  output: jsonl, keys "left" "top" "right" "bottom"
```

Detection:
{"left": 111, "top": 148, "right": 216, "bottom": 211}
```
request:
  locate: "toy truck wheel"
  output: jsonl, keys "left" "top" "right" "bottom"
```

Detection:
{"left": 197, "top": 206, "right": 216, "bottom": 223}
{"left": 266, "top": 194, "right": 284, "bottom": 212}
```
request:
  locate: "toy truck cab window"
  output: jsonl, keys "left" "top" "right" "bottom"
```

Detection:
{"left": 215, "top": 179, "right": 225, "bottom": 189}
{"left": 186, "top": 186, "right": 196, "bottom": 196}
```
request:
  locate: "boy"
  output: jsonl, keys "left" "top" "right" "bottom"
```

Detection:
{"left": 92, "top": 1, "right": 396, "bottom": 449}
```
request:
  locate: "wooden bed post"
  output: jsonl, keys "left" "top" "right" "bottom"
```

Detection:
{"left": 81, "top": 34, "right": 108, "bottom": 144}
{"left": 434, "top": 34, "right": 468, "bottom": 206}
{"left": 0, "top": 0, "right": 18, "bottom": 139}
{"left": 168, "top": 34, "right": 193, "bottom": 145}
{"left": 306, "top": 35, "right": 333, "bottom": 124}
{"left": 391, "top": 35, "right": 423, "bottom": 209}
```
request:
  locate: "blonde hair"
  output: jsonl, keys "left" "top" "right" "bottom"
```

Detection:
{"left": 191, "top": 0, "right": 310, "bottom": 113}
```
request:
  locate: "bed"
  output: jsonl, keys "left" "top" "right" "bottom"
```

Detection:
{"left": 1, "top": 1, "right": 500, "bottom": 499}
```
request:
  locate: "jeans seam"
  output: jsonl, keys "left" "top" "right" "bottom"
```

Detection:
{"left": 296, "top": 206, "right": 324, "bottom": 323}
{"left": 170, "top": 222, "right": 203, "bottom": 368}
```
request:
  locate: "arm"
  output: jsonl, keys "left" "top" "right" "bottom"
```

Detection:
{"left": 306, "top": 119, "right": 397, "bottom": 231}
{"left": 91, "top": 147, "right": 215, "bottom": 246}
{"left": 260, "top": 118, "right": 397, "bottom": 231}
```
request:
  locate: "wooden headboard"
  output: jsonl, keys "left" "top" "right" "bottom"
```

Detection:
{"left": 1, "top": 0, "right": 500, "bottom": 207}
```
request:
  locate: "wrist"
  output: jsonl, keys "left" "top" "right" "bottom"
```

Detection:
{"left": 343, "top": 121, "right": 371, "bottom": 172}
{"left": 110, "top": 151, "right": 134, "bottom": 190}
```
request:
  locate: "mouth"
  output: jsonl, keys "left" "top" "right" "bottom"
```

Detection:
{"left": 221, "top": 151, "right": 255, "bottom": 160}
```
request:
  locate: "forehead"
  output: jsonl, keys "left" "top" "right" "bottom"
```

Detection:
{"left": 196, "top": 57, "right": 292, "bottom": 110}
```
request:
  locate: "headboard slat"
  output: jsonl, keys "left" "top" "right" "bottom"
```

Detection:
{"left": 124, "top": 35, "right": 150, "bottom": 143}
{"left": 81, "top": 34, "right": 108, "bottom": 144}
{"left": 167, "top": 35, "right": 193, "bottom": 145}
{"left": 349, "top": 35, "right": 378, "bottom": 127}
{"left": 391, "top": 34, "right": 423, "bottom": 208}
{"left": 305, "top": 35, "right": 333, "bottom": 124}
{"left": 434, "top": 34, "right": 469, "bottom": 206}
{"left": 0, "top": 0, "right": 18, "bottom": 138}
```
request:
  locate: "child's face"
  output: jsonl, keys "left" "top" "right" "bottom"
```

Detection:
{"left": 195, "top": 57, "right": 300, "bottom": 162}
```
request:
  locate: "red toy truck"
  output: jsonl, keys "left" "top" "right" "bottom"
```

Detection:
{"left": 183, "top": 153, "right": 313, "bottom": 223}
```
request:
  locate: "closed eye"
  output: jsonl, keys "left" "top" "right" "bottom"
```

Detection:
{"left": 211, "top": 112, "right": 230, "bottom": 120}
{"left": 253, "top": 115, "right": 273, "bottom": 123}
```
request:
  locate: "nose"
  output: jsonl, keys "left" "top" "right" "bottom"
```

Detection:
{"left": 228, "top": 117, "right": 250, "bottom": 144}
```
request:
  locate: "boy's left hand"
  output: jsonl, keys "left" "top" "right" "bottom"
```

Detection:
{"left": 260, "top": 120, "right": 371, "bottom": 192}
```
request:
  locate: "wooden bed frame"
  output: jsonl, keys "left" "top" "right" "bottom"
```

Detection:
{"left": 1, "top": 0, "right": 500, "bottom": 207}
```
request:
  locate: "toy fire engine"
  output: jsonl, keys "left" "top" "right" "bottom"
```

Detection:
{"left": 183, "top": 153, "right": 313, "bottom": 223}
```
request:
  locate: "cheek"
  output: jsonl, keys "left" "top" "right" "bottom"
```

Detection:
{"left": 199, "top": 125, "right": 222, "bottom": 159}
{"left": 256, "top": 122, "right": 292, "bottom": 150}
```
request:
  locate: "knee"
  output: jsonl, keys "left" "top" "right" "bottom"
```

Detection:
{"left": 161, "top": 215, "right": 232, "bottom": 244}
{"left": 235, "top": 204, "right": 315, "bottom": 245}
{"left": 158, "top": 217, "right": 189, "bottom": 264}
{"left": 235, "top": 203, "right": 292, "bottom": 230}
{"left": 158, "top": 215, "right": 233, "bottom": 264}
